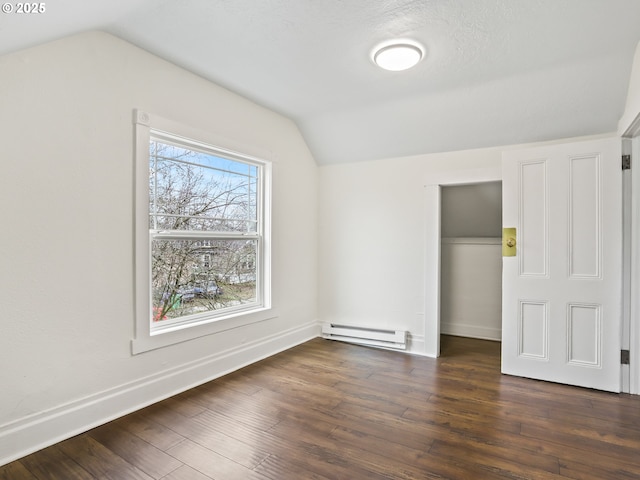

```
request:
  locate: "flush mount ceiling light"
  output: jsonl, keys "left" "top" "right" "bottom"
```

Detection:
{"left": 373, "top": 41, "right": 424, "bottom": 71}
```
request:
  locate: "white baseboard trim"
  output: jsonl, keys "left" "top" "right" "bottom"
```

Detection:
{"left": 441, "top": 322, "right": 501, "bottom": 342}
{"left": 0, "top": 321, "right": 320, "bottom": 467}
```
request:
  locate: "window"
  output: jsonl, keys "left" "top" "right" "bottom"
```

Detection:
{"left": 133, "top": 110, "right": 272, "bottom": 354}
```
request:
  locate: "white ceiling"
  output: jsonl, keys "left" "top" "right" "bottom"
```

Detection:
{"left": 2, "top": 0, "right": 640, "bottom": 164}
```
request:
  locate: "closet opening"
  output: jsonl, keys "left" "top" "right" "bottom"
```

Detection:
{"left": 439, "top": 181, "right": 503, "bottom": 356}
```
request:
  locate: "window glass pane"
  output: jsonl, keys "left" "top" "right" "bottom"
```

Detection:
{"left": 149, "top": 140, "right": 258, "bottom": 233}
{"left": 152, "top": 239, "right": 258, "bottom": 322}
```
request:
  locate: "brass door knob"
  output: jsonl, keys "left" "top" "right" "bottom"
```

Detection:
{"left": 503, "top": 227, "right": 516, "bottom": 257}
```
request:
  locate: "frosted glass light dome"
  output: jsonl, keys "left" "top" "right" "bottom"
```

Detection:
{"left": 373, "top": 42, "right": 424, "bottom": 71}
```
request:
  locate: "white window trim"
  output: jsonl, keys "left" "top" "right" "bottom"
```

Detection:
{"left": 132, "top": 110, "right": 273, "bottom": 355}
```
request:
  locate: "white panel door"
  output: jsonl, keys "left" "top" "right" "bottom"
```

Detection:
{"left": 502, "top": 138, "right": 622, "bottom": 392}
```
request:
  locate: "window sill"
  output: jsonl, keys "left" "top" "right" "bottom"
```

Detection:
{"left": 131, "top": 307, "right": 278, "bottom": 355}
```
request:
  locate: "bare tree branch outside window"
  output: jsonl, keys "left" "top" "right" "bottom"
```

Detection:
{"left": 149, "top": 140, "right": 260, "bottom": 322}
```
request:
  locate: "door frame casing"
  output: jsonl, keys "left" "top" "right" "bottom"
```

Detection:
{"left": 624, "top": 115, "right": 640, "bottom": 395}
{"left": 423, "top": 168, "right": 502, "bottom": 357}
{"left": 632, "top": 135, "right": 640, "bottom": 394}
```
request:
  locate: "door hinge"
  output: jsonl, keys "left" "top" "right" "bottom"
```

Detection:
{"left": 621, "top": 349, "right": 630, "bottom": 365}
{"left": 622, "top": 155, "right": 631, "bottom": 170}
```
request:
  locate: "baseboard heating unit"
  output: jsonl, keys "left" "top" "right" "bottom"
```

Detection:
{"left": 321, "top": 324, "right": 407, "bottom": 350}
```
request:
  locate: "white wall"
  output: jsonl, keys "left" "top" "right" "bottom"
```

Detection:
{"left": 318, "top": 135, "right": 616, "bottom": 355}
{"left": 318, "top": 148, "right": 503, "bottom": 353}
{"left": 619, "top": 41, "right": 640, "bottom": 135}
{"left": 0, "top": 32, "right": 318, "bottom": 464}
{"left": 440, "top": 239, "right": 502, "bottom": 341}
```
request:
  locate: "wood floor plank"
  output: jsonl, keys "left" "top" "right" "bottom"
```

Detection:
{"left": 263, "top": 354, "right": 375, "bottom": 385}
{"left": 113, "top": 412, "right": 186, "bottom": 452}
{"left": 57, "top": 435, "right": 153, "bottom": 480}
{"left": 172, "top": 385, "right": 283, "bottom": 431}
{"left": 520, "top": 421, "right": 640, "bottom": 465}
{"left": 403, "top": 401, "right": 525, "bottom": 438}
{"left": 196, "top": 370, "right": 263, "bottom": 397}
{"left": 280, "top": 420, "right": 511, "bottom": 480}
{"left": 158, "top": 465, "right": 213, "bottom": 480}
{"left": 261, "top": 389, "right": 438, "bottom": 456}
{"left": 322, "top": 405, "right": 555, "bottom": 479}
{"left": 140, "top": 402, "right": 270, "bottom": 469}
{"left": 233, "top": 365, "right": 346, "bottom": 409}
{"left": 251, "top": 454, "right": 335, "bottom": 480}
{"left": 88, "top": 422, "right": 183, "bottom": 479}
{"left": 18, "top": 446, "right": 93, "bottom": 480}
{"left": 0, "top": 461, "right": 39, "bottom": 480}
{"left": 327, "top": 425, "right": 435, "bottom": 470}
{"left": 559, "top": 457, "right": 640, "bottom": 479}
{"left": 429, "top": 438, "right": 561, "bottom": 478}
{"left": 4, "top": 336, "right": 640, "bottom": 479}
{"left": 166, "top": 439, "right": 267, "bottom": 480}
{"left": 263, "top": 421, "right": 430, "bottom": 480}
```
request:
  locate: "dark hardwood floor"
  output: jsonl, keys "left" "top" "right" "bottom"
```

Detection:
{"left": 2, "top": 335, "right": 640, "bottom": 479}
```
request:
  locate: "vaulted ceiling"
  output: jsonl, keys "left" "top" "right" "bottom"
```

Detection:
{"left": 2, "top": 0, "right": 640, "bottom": 164}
